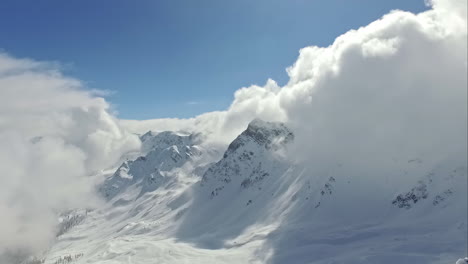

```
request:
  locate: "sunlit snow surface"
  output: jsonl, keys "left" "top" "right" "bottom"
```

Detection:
{"left": 43, "top": 121, "right": 467, "bottom": 264}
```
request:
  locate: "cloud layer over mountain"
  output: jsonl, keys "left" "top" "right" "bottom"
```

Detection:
{"left": 0, "top": 53, "right": 140, "bottom": 255}
{"left": 121, "top": 0, "right": 467, "bottom": 225}
{"left": 123, "top": 0, "right": 467, "bottom": 165}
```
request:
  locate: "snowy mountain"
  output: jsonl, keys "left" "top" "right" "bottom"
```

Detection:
{"left": 100, "top": 131, "right": 204, "bottom": 200}
{"left": 31, "top": 119, "right": 467, "bottom": 264}
{"left": 201, "top": 119, "right": 294, "bottom": 196}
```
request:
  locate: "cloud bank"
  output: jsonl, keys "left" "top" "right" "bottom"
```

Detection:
{"left": 122, "top": 0, "right": 467, "bottom": 214}
{"left": 0, "top": 53, "right": 140, "bottom": 255}
{"left": 123, "top": 0, "right": 467, "bottom": 169}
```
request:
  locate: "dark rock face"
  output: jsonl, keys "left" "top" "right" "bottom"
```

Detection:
{"left": 392, "top": 180, "right": 429, "bottom": 209}
{"left": 315, "top": 177, "right": 336, "bottom": 208}
{"left": 391, "top": 165, "right": 466, "bottom": 210}
{"left": 202, "top": 119, "right": 294, "bottom": 197}
{"left": 224, "top": 119, "right": 294, "bottom": 157}
{"left": 57, "top": 210, "right": 87, "bottom": 237}
{"left": 432, "top": 189, "right": 453, "bottom": 206}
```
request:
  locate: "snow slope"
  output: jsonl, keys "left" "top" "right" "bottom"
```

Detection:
{"left": 36, "top": 120, "right": 466, "bottom": 264}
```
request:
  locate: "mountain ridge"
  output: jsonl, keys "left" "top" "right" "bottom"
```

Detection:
{"left": 31, "top": 118, "right": 467, "bottom": 264}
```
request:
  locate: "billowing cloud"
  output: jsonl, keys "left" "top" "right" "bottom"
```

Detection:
{"left": 123, "top": 0, "right": 467, "bottom": 170}
{"left": 0, "top": 53, "right": 141, "bottom": 255}
{"left": 121, "top": 0, "right": 467, "bottom": 213}
{"left": 281, "top": 0, "right": 467, "bottom": 168}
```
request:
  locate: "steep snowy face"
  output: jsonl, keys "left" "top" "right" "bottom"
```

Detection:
{"left": 193, "top": 120, "right": 467, "bottom": 263}
{"left": 100, "top": 131, "right": 203, "bottom": 200}
{"left": 174, "top": 119, "right": 296, "bottom": 246}
{"left": 201, "top": 119, "right": 294, "bottom": 196}
{"left": 225, "top": 118, "right": 294, "bottom": 155}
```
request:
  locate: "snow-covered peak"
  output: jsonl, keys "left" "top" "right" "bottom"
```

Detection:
{"left": 201, "top": 119, "right": 293, "bottom": 195}
{"left": 224, "top": 119, "right": 293, "bottom": 157}
{"left": 100, "top": 130, "right": 204, "bottom": 200}
{"left": 140, "top": 130, "right": 199, "bottom": 154}
{"left": 245, "top": 119, "right": 293, "bottom": 144}
{"left": 247, "top": 118, "right": 284, "bottom": 130}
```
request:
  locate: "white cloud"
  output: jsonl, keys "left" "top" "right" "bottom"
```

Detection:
{"left": 124, "top": 0, "right": 466, "bottom": 187}
{"left": 281, "top": 3, "right": 467, "bottom": 166}
{"left": 124, "top": 0, "right": 466, "bottom": 155}
{"left": 0, "top": 53, "right": 140, "bottom": 255}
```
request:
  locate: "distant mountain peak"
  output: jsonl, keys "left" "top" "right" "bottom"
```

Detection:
{"left": 140, "top": 130, "right": 200, "bottom": 154}
{"left": 225, "top": 119, "right": 293, "bottom": 156}
{"left": 202, "top": 119, "right": 293, "bottom": 194}
{"left": 100, "top": 130, "right": 204, "bottom": 200}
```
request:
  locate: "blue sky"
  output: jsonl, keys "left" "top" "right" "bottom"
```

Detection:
{"left": 0, "top": 0, "right": 428, "bottom": 119}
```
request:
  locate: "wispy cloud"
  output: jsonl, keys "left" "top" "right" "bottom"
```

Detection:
{"left": 124, "top": 0, "right": 467, "bottom": 169}
{"left": 89, "top": 88, "right": 116, "bottom": 97}
{"left": 186, "top": 101, "right": 203, "bottom": 106}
